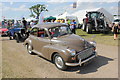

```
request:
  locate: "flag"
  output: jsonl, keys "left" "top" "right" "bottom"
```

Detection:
{"left": 39, "top": 11, "right": 44, "bottom": 24}
{"left": 73, "top": 2, "right": 77, "bottom": 8}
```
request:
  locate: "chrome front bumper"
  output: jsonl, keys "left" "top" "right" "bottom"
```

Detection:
{"left": 65, "top": 52, "right": 97, "bottom": 66}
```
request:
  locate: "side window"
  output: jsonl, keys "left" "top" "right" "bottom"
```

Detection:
{"left": 37, "top": 29, "right": 49, "bottom": 38}
{"left": 48, "top": 27, "right": 60, "bottom": 37}
{"left": 30, "top": 28, "right": 39, "bottom": 36}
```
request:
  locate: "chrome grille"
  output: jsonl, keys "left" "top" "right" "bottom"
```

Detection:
{"left": 77, "top": 48, "right": 93, "bottom": 60}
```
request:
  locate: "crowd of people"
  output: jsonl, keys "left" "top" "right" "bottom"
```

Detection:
{"left": 1, "top": 17, "right": 120, "bottom": 40}
{"left": 2, "top": 17, "right": 38, "bottom": 30}
{"left": 43, "top": 19, "right": 77, "bottom": 34}
{"left": 55, "top": 19, "right": 77, "bottom": 34}
{"left": 1, "top": 17, "right": 77, "bottom": 35}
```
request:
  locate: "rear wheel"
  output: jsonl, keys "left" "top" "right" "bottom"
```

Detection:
{"left": 86, "top": 24, "right": 92, "bottom": 34}
{"left": 9, "top": 36, "right": 12, "bottom": 40}
{"left": 53, "top": 54, "right": 67, "bottom": 70}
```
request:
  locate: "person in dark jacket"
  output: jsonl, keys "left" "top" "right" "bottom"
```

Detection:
{"left": 112, "top": 23, "right": 119, "bottom": 40}
{"left": 22, "top": 17, "right": 27, "bottom": 30}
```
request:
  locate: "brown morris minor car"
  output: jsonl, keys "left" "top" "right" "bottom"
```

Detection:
{"left": 24, "top": 23, "right": 97, "bottom": 70}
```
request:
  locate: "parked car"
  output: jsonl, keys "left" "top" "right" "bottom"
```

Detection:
{"left": 0, "top": 26, "right": 8, "bottom": 36}
{"left": 24, "top": 23, "right": 97, "bottom": 70}
{"left": 8, "top": 25, "right": 29, "bottom": 43}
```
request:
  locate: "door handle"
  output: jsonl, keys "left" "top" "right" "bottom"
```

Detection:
{"left": 36, "top": 38, "right": 39, "bottom": 40}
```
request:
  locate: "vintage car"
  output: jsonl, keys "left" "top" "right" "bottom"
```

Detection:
{"left": 8, "top": 25, "right": 29, "bottom": 43}
{"left": 0, "top": 26, "right": 8, "bottom": 36}
{"left": 24, "top": 23, "right": 97, "bottom": 70}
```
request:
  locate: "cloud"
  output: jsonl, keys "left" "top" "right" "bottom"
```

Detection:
{"left": 0, "top": 3, "right": 3, "bottom": 12}
{"left": 47, "top": 0, "right": 77, "bottom": 3}
{"left": 109, "top": 6, "right": 118, "bottom": 14}
{"left": 1, "top": 0, "right": 119, "bottom": 2}
{"left": 10, "top": 1, "right": 13, "bottom": 5}
{"left": 3, "top": 4, "right": 28, "bottom": 11}
{"left": 77, "top": 0, "right": 119, "bottom": 2}
{"left": 46, "top": 4, "right": 49, "bottom": 7}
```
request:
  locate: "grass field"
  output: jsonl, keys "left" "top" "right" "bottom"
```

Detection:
{"left": 76, "top": 29, "right": 120, "bottom": 46}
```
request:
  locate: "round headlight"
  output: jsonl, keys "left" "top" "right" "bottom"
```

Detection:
{"left": 19, "top": 31, "right": 21, "bottom": 33}
{"left": 89, "top": 41, "right": 96, "bottom": 47}
{"left": 67, "top": 49, "right": 76, "bottom": 56}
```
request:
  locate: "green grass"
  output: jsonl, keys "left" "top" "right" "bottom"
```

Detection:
{"left": 76, "top": 29, "right": 119, "bottom": 46}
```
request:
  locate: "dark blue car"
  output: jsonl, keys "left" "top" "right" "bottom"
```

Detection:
{"left": 8, "top": 25, "right": 29, "bottom": 43}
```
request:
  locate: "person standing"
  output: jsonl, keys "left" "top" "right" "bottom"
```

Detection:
{"left": 22, "top": 17, "right": 27, "bottom": 30}
{"left": 66, "top": 19, "right": 71, "bottom": 26}
{"left": 70, "top": 20, "right": 76, "bottom": 34}
{"left": 112, "top": 22, "right": 119, "bottom": 40}
{"left": 7, "top": 21, "right": 11, "bottom": 29}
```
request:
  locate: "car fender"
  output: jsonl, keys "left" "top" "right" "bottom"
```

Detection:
{"left": 41, "top": 44, "right": 71, "bottom": 62}
{"left": 24, "top": 38, "right": 33, "bottom": 48}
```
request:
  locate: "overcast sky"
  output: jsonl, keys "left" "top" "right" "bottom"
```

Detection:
{"left": 0, "top": 0, "right": 119, "bottom": 20}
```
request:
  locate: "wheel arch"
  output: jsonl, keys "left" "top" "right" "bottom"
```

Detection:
{"left": 51, "top": 52, "right": 59, "bottom": 62}
{"left": 24, "top": 39, "right": 33, "bottom": 48}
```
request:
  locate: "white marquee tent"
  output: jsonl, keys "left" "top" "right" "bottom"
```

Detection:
{"left": 56, "top": 12, "right": 71, "bottom": 19}
{"left": 56, "top": 12, "right": 79, "bottom": 27}
{"left": 72, "top": 8, "right": 114, "bottom": 24}
{"left": 26, "top": 17, "right": 38, "bottom": 22}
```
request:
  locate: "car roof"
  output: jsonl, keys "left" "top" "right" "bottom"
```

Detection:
{"left": 87, "top": 11, "right": 100, "bottom": 13}
{"left": 33, "top": 23, "right": 68, "bottom": 29}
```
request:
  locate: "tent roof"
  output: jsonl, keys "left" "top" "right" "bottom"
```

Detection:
{"left": 26, "top": 17, "right": 38, "bottom": 21}
{"left": 57, "top": 12, "right": 71, "bottom": 19}
{"left": 72, "top": 8, "right": 114, "bottom": 23}
{"left": 33, "top": 23, "right": 67, "bottom": 29}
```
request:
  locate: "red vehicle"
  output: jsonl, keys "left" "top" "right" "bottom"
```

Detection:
{"left": 0, "top": 26, "right": 8, "bottom": 36}
{"left": 82, "top": 11, "right": 110, "bottom": 34}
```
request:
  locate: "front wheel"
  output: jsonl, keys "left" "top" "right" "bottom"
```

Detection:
{"left": 15, "top": 34, "right": 20, "bottom": 43}
{"left": 27, "top": 44, "right": 34, "bottom": 55}
{"left": 53, "top": 54, "right": 67, "bottom": 70}
{"left": 86, "top": 24, "right": 92, "bottom": 34}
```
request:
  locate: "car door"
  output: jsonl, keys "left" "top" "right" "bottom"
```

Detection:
{"left": 30, "top": 27, "right": 51, "bottom": 57}
{"left": 29, "top": 27, "right": 40, "bottom": 51}
{"left": 35, "top": 28, "right": 51, "bottom": 57}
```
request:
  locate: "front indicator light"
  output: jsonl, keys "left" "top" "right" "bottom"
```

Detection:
{"left": 71, "top": 57, "right": 76, "bottom": 60}
{"left": 93, "top": 47, "right": 96, "bottom": 50}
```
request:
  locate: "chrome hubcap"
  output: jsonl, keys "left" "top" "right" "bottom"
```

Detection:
{"left": 28, "top": 45, "right": 32, "bottom": 53}
{"left": 55, "top": 56, "right": 64, "bottom": 69}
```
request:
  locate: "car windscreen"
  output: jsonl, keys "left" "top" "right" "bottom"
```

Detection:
{"left": 49, "top": 26, "right": 72, "bottom": 37}
{"left": 89, "top": 12, "right": 100, "bottom": 18}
